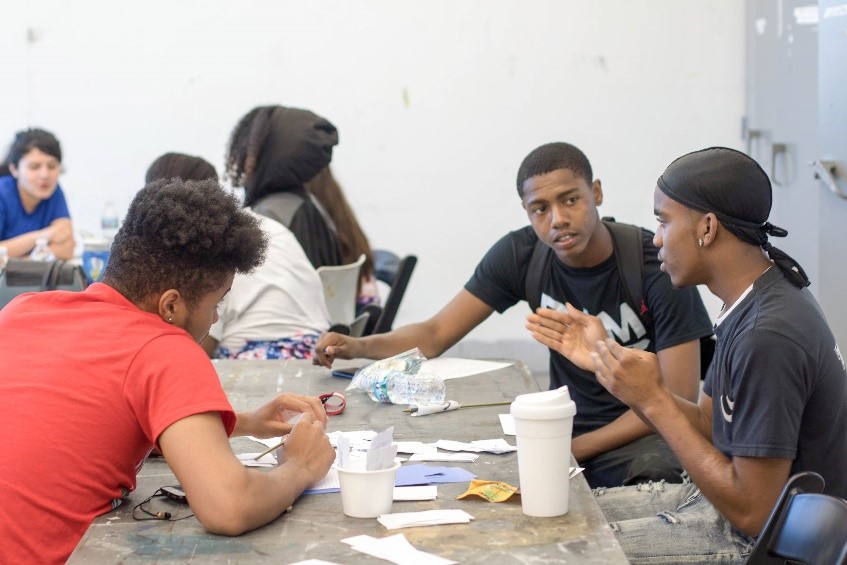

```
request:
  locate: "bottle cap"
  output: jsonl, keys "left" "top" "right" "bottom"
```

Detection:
{"left": 510, "top": 386, "right": 577, "bottom": 420}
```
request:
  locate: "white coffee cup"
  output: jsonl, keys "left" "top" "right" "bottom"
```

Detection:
{"left": 510, "top": 386, "right": 577, "bottom": 517}
{"left": 337, "top": 461, "right": 400, "bottom": 518}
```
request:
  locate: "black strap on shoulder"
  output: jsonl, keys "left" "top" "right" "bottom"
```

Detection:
{"left": 524, "top": 218, "right": 652, "bottom": 333}
{"left": 525, "top": 236, "right": 551, "bottom": 312}
{"left": 601, "top": 218, "right": 652, "bottom": 330}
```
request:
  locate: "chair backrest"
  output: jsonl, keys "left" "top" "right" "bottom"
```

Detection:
{"left": 367, "top": 250, "right": 417, "bottom": 335}
{"left": 316, "top": 253, "right": 366, "bottom": 326}
{"left": 746, "top": 471, "right": 847, "bottom": 565}
{"left": 768, "top": 493, "right": 847, "bottom": 564}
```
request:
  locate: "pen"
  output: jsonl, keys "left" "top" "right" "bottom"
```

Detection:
{"left": 254, "top": 436, "right": 288, "bottom": 461}
{"left": 402, "top": 400, "right": 513, "bottom": 413}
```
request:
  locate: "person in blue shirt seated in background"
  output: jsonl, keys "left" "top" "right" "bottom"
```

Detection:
{"left": 0, "top": 128, "right": 75, "bottom": 259}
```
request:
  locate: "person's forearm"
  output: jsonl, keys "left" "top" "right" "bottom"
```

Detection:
{"left": 197, "top": 462, "right": 315, "bottom": 535}
{"left": 357, "top": 322, "right": 449, "bottom": 360}
{"left": 571, "top": 410, "right": 653, "bottom": 462}
{"left": 232, "top": 411, "right": 256, "bottom": 437}
{"left": 624, "top": 389, "right": 711, "bottom": 441}
{"left": 49, "top": 237, "right": 75, "bottom": 260}
{"left": 1, "top": 231, "right": 45, "bottom": 258}
{"left": 639, "top": 392, "right": 770, "bottom": 535}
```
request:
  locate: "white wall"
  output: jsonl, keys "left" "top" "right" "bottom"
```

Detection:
{"left": 2, "top": 1, "right": 742, "bottom": 366}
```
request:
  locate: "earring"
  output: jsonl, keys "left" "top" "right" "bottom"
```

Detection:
{"left": 167, "top": 317, "right": 173, "bottom": 323}
{"left": 698, "top": 239, "right": 704, "bottom": 247}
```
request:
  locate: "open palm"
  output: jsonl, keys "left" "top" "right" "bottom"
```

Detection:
{"left": 526, "top": 303, "right": 609, "bottom": 371}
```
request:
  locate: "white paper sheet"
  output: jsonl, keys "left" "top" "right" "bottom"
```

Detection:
{"left": 498, "top": 413, "right": 515, "bottom": 436}
{"left": 393, "top": 485, "right": 438, "bottom": 501}
{"left": 420, "top": 358, "right": 512, "bottom": 380}
{"left": 237, "top": 452, "right": 276, "bottom": 467}
{"left": 377, "top": 509, "right": 474, "bottom": 530}
{"left": 342, "top": 534, "right": 456, "bottom": 565}
{"left": 395, "top": 441, "right": 438, "bottom": 454}
{"left": 435, "top": 438, "right": 516, "bottom": 454}
{"left": 328, "top": 430, "right": 377, "bottom": 450}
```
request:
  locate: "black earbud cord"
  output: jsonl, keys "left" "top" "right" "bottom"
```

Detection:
{"left": 131, "top": 488, "right": 194, "bottom": 522}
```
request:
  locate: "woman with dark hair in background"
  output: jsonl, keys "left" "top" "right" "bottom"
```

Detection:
{"left": 225, "top": 105, "right": 343, "bottom": 269}
{"left": 146, "top": 152, "right": 331, "bottom": 360}
{"left": 306, "top": 166, "right": 380, "bottom": 311}
{"left": 0, "top": 128, "right": 75, "bottom": 259}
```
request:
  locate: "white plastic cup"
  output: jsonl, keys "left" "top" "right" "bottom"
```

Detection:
{"left": 510, "top": 386, "right": 577, "bottom": 517}
{"left": 336, "top": 462, "right": 400, "bottom": 518}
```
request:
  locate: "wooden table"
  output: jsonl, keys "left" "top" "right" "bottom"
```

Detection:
{"left": 69, "top": 359, "right": 628, "bottom": 564}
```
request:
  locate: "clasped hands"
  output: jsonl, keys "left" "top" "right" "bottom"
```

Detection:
{"left": 526, "top": 303, "right": 663, "bottom": 409}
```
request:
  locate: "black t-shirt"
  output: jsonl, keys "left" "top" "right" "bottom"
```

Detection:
{"left": 704, "top": 267, "right": 847, "bottom": 498}
{"left": 465, "top": 225, "right": 713, "bottom": 434}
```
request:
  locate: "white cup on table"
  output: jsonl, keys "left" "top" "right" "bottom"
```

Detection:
{"left": 336, "top": 461, "right": 400, "bottom": 518}
{"left": 510, "top": 386, "right": 577, "bottom": 517}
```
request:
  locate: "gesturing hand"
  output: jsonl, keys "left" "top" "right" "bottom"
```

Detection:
{"left": 526, "top": 303, "right": 609, "bottom": 371}
{"left": 591, "top": 338, "right": 663, "bottom": 410}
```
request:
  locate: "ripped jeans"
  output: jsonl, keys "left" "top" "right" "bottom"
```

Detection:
{"left": 594, "top": 481, "right": 756, "bottom": 564}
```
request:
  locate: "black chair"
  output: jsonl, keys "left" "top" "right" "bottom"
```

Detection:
{"left": 746, "top": 471, "right": 847, "bottom": 564}
{"left": 361, "top": 250, "right": 417, "bottom": 336}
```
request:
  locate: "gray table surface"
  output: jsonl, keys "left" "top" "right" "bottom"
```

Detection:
{"left": 69, "top": 359, "right": 628, "bottom": 564}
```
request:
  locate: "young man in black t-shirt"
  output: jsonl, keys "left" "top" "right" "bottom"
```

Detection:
{"left": 314, "top": 142, "right": 713, "bottom": 488}
{"left": 528, "top": 147, "right": 847, "bottom": 562}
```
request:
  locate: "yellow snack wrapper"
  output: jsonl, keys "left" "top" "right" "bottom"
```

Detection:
{"left": 456, "top": 480, "right": 520, "bottom": 503}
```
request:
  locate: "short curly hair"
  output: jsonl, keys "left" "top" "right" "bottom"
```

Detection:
{"left": 516, "top": 142, "right": 593, "bottom": 197}
{"left": 103, "top": 179, "right": 267, "bottom": 306}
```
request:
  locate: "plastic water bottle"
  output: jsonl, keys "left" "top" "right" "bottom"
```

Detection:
{"left": 29, "top": 237, "right": 55, "bottom": 262}
{"left": 101, "top": 201, "right": 120, "bottom": 241}
{"left": 368, "top": 373, "right": 446, "bottom": 405}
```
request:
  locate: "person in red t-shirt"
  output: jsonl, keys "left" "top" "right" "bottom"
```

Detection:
{"left": 0, "top": 178, "right": 336, "bottom": 564}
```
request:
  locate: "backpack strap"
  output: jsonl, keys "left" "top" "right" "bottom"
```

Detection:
{"left": 525, "top": 236, "right": 551, "bottom": 312}
{"left": 602, "top": 218, "right": 653, "bottom": 332}
{"left": 524, "top": 219, "right": 653, "bottom": 333}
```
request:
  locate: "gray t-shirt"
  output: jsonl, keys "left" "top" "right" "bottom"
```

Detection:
{"left": 704, "top": 267, "right": 847, "bottom": 498}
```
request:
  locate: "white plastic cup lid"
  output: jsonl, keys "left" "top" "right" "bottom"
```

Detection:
{"left": 510, "top": 385, "right": 577, "bottom": 420}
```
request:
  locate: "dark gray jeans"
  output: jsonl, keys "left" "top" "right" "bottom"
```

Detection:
{"left": 581, "top": 434, "right": 685, "bottom": 489}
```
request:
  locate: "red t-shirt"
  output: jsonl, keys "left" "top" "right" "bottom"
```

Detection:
{"left": 0, "top": 283, "right": 236, "bottom": 564}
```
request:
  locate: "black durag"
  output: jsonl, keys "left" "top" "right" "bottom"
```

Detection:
{"left": 244, "top": 106, "right": 339, "bottom": 207}
{"left": 657, "top": 147, "right": 810, "bottom": 288}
